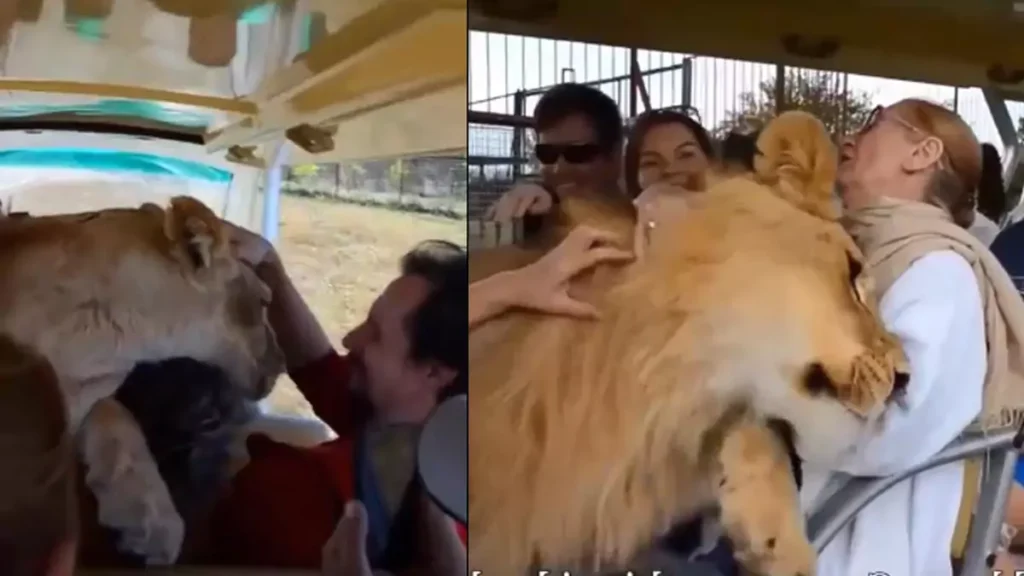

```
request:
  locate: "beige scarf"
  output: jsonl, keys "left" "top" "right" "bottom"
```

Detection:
{"left": 843, "top": 197, "right": 1024, "bottom": 431}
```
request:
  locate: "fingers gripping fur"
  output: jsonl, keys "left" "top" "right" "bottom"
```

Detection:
{"left": 163, "top": 196, "right": 230, "bottom": 272}
{"left": 78, "top": 397, "right": 185, "bottom": 566}
{"left": 754, "top": 111, "right": 839, "bottom": 222}
{"left": 715, "top": 421, "right": 815, "bottom": 576}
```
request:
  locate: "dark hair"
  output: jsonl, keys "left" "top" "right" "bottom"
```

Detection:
{"left": 720, "top": 130, "right": 760, "bottom": 172}
{"left": 533, "top": 83, "right": 624, "bottom": 153}
{"left": 0, "top": 336, "right": 76, "bottom": 576}
{"left": 400, "top": 240, "right": 467, "bottom": 401}
{"left": 115, "top": 358, "right": 248, "bottom": 526}
{"left": 978, "top": 143, "right": 1007, "bottom": 223}
{"left": 623, "top": 109, "right": 715, "bottom": 198}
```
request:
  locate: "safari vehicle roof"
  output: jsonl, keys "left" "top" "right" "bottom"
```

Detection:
{"left": 0, "top": 0, "right": 467, "bottom": 166}
{"left": 469, "top": 0, "right": 1024, "bottom": 103}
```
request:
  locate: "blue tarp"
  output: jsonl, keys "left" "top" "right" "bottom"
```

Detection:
{"left": 0, "top": 99, "right": 212, "bottom": 128}
{"left": 0, "top": 149, "right": 232, "bottom": 184}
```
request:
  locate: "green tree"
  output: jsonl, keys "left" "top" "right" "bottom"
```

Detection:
{"left": 388, "top": 158, "right": 410, "bottom": 191}
{"left": 715, "top": 70, "right": 876, "bottom": 139}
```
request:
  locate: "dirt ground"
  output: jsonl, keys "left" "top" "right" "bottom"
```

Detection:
{"left": 262, "top": 194, "right": 466, "bottom": 418}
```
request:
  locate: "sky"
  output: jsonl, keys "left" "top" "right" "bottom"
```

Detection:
{"left": 469, "top": 31, "right": 1024, "bottom": 154}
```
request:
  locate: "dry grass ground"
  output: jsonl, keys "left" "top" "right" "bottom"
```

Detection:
{"left": 262, "top": 194, "right": 466, "bottom": 418}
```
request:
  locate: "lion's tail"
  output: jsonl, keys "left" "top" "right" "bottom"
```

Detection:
{"left": 754, "top": 110, "right": 839, "bottom": 221}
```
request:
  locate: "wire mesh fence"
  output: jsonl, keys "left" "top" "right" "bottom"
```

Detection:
{"left": 467, "top": 30, "right": 1024, "bottom": 216}
{"left": 282, "top": 156, "right": 467, "bottom": 219}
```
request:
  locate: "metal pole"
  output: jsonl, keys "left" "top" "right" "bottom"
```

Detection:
{"left": 631, "top": 56, "right": 651, "bottom": 113}
{"left": 774, "top": 63, "right": 786, "bottom": 114}
{"left": 629, "top": 48, "right": 639, "bottom": 118}
{"left": 261, "top": 142, "right": 289, "bottom": 244}
{"left": 681, "top": 57, "right": 693, "bottom": 109}
{"left": 512, "top": 90, "right": 525, "bottom": 180}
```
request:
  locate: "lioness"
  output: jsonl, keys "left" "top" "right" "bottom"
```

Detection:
{"left": 0, "top": 196, "right": 285, "bottom": 565}
{"left": 469, "top": 112, "right": 910, "bottom": 576}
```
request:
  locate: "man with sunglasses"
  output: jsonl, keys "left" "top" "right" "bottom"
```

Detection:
{"left": 484, "top": 83, "right": 625, "bottom": 223}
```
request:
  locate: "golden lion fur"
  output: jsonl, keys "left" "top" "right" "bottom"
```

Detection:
{"left": 468, "top": 111, "right": 909, "bottom": 576}
{"left": 0, "top": 196, "right": 285, "bottom": 564}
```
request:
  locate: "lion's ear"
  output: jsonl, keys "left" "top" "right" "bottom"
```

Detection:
{"left": 163, "top": 196, "right": 229, "bottom": 271}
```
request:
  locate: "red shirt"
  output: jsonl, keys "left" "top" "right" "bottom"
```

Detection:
{"left": 202, "top": 351, "right": 466, "bottom": 568}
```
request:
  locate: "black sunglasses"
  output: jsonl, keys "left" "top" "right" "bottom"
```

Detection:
{"left": 534, "top": 143, "right": 603, "bottom": 165}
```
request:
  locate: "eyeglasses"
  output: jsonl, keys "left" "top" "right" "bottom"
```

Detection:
{"left": 860, "top": 105, "right": 926, "bottom": 136}
{"left": 534, "top": 143, "right": 603, "bottom": 165}
{"left": 859, "top": 105, "right": 952, "bottom": 169}
{"left": 859, "top": 105, "right": 884, "bottom": 133}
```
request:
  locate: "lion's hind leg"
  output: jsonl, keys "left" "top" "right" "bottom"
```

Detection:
{"left": 715, "top": 419, "right": 814, "bottom": 576}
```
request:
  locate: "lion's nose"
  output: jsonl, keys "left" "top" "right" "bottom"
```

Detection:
{"left": 889, "top": 370, "right": 911, "bottom": 409}
{"left": 893, "top": 370, "right": 910, "bottom": 391}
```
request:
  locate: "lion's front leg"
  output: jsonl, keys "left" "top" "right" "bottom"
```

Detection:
{"left": 715, "top": 420, "right": 814, "bottom": 576}
{"left": 78, "top": 396, "right": 184, "bottom": 566}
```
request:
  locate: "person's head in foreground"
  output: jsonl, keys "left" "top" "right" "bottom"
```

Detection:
{"left": 719, "top": 130, "right": 760, "bottom": 173}
{"left": 624, "top": 108, "right": 715, "bottom": 198}
{"left": 533, "top": 83, "right": 624, "bottom": 198}
{"left": 342, "top": 240, "right": 467, "bottom": 424}
{"left": 838, "top": 98, "right": 983, "bottom": 226}
{"left": 0, "top": 335, "right": 77, "bottom": 576}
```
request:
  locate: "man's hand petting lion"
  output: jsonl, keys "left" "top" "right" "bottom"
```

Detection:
{"left": 468, "top": 111, "right": 910, "bottom": 576}
{"left": 0, "top": 197, "right": 285, "bottom": 565}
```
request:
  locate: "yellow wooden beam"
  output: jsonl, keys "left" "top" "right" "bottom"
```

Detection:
{"left": 252, "top": 0, "right": 465, "bottom": 105}
{"left": 0, "top": 79, "right": 257, "bottom": 115}
{"left": 205, "top": 7, "right": 466, "bottom": 151}
{"left": 286, "top": 82, "right": 467, "bottom": 163}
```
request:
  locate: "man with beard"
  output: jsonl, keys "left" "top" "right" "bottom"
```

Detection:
{"left": 198, "top": 235, "right": 468, "bottom": 573}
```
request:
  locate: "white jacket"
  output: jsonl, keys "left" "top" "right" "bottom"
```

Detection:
{"left": 802, "top": 251, "right": 987, "bottom": 576}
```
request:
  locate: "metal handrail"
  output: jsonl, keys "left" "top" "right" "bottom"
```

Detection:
{"left": 807, "top": 424, "right": 1024, "bottom": 575}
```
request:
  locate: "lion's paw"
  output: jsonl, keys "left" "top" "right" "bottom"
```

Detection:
{"left": 116, "top": 497, "right": 185, "bottom": 566}
{"left": 79, "top": 397, "right": 185, "bottom": 565}
{"left": 843, "top": 348, "right": 899, "bottom": 417}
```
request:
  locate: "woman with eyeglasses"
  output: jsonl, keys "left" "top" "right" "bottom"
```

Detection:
{"left": 804, "top": 99, "right": 1024, "bottom": 576}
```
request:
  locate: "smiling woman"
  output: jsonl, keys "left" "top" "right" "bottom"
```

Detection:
{"left": 624, "top": 109, "right": 715, "bottom": 199}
